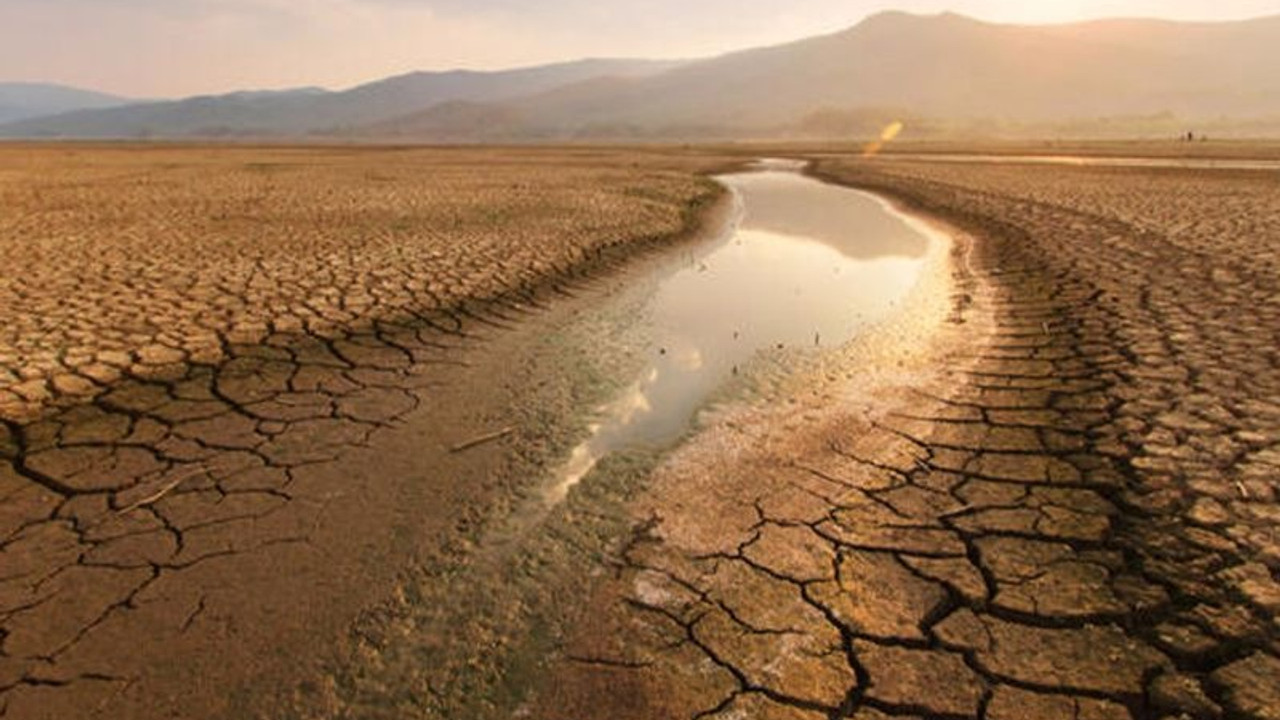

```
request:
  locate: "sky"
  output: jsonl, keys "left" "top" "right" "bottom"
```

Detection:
{"left": 3, "top": 0, "right": 1279, "bottom": 98}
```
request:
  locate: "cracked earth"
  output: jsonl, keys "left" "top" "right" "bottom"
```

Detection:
{"left": 2, "top": 146, "right": 1278, "bottom": 720}
{"left": 0, "top": 145, "right": 729, "bottom": 718}
{"left": 533, "top": 158, "right": 1280, "bottom": 720}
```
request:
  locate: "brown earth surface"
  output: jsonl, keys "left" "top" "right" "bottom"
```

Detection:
{"left": 0, "top": 144, "right": 731, "bottom": 422}
{"left": 2, "top": 145, "right": 1279, "bottom": 720}
{"left": 0, "top": 144, "right": 737, "bottom": 718}
{"left": 531, "top": 157, "right": 1280, "bottom": 720}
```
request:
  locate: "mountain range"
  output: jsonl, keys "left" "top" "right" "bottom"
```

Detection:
{"left": 4, "top": 11, "right": 1279, "bottom": 141}
{"left": 0, "top": 83, "right": 133, "bottom": 125}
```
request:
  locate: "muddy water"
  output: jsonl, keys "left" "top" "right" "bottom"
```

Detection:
{"left": 548, "top": 165, "right": 932, "bottom": 501}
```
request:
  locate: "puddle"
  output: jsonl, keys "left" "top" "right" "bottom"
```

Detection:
{"left": 547, "top": 166, "right": 932, "bottom": 502}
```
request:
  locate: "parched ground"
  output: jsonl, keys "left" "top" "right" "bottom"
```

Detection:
{"left": 3, "top": 145, "right": 1279, "bottom": 720}
{"left": 534, "top": 158, "right": 1280, "bottom": 720}
{"left": 0, "top": 144, "right": 732, "bottom": 718}
{"left": 0, "top": 144, "right": 725, "bottom": 422}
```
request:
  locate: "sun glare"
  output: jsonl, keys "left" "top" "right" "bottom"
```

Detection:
{"left": 862, "top": 120, "right": 905, "bottom": 157}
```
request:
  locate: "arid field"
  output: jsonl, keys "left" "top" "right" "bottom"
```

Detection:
{"left": 1, "top": 143, "right": 1278, "bottom": 720}
{"left": 0, "top": 144, "right": 730, "bottom": 421}
{"left": 0, "top": 143, "right": 735, "bottom": 719}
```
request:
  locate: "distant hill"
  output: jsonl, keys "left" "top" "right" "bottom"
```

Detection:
{"left": 5, "top": 13, "right": 1280, "bottom": 140}
{"left": 549, "top": 13, "right": 1280, "bottom": 136}
{"left": 348, "top": 12, "right": 1280, "bottom": 140}
{"left": 0, "top": 59, "right": 681, "bottom": 139}
{"left": 0, "top": 82, "right": 132, "bottom": 124}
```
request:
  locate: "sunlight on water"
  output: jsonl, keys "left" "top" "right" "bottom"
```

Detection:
{"left": 547, "top": 167, "right": 932, "bottom": 504}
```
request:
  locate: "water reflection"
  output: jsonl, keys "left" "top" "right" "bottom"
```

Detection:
{"left": 733, "top": 172, "right": 929, "bottom": 259}
{"left": 547, "top": 169, "right": 931, "bottom": 503}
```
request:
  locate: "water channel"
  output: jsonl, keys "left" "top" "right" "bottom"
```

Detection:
{"left": 547, "top": 162, "right": 936, "bottom": 502}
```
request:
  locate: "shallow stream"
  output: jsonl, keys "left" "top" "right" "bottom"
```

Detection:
{"left": 548, "top": 161, "right": 935, "bottom": 501}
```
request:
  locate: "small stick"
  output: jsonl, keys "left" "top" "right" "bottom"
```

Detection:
{"left": 118, "top": 467, "right": 209, "bottom": 514}
{"left": 450, "top": 426, "right": 515, "bottom": 453}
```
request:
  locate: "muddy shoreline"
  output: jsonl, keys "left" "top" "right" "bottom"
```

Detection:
{"left": 5, "top": 149, "right": 1277, "bottom": 720}
{"left": 0, "top": 152, "right": 743, "bottom": 719}
{"left": 0, "top": 147, "right": 741, "bottom": 423}
{"left": 335, "top": 166, "right": 956, "bottom": 720}
{"left": 523, "top": 166, "right": 981, "bottom": 720}
{"left": 515, "top": 157, "right": 1280, "bottom": 719}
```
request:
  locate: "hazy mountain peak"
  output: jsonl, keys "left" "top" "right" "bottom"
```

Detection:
{"left": 856, "top": 10, "right": 984, "bottom": 28}
{"left": 212, "top": 87, "right": 331, "bottom": 101}
{"left": 0, "top": 82, "right": 132, "bottom": 124}
{"left": 0, "top": 57, "right": 683, "bottom": 138}
{"left": 3, "top": 13, "right": 1278, "bottom": 140}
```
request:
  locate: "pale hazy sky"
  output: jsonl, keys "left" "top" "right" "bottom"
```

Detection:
{"left": 3, "top": 0, "right": 1278, "bottom": 98}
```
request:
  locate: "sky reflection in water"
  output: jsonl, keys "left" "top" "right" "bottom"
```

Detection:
{"left": 548, "top": 169, "right": 931, "bottom": 502}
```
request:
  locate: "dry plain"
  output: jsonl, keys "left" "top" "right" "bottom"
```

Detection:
{"left": 1, "top": 143, "right": 1279, "bottom": 720}
{"left": 0, "top": 143, "right": 735, "bottom": 718}
{"left": 0, "top": 144, "right": 730, "bottom": 421}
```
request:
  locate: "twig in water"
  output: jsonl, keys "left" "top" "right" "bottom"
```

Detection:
{"left": 450, "top": 426, "right": 515, "bottom": 453}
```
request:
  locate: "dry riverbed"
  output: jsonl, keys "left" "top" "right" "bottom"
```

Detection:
{"left": 528, "top": 154, "right": 1280, "bottom": 720}
{"left": 0, "top": 144, "right": 737, "bottom": 718}
{"left": 2, "top": 144, "right": 1278, "bottom": 720}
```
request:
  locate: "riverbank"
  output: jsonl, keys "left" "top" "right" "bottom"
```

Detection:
{"left": 520, "top": 156, "right": 1280, "bottom": 719}
{"left": 288, "top": 165, "right": 947, "bottom": 719}
{"left": 0, "top": 146, "right": 742, "bottom": 719}
{"left": 0, "top": 145, "right": 735, "bottom": 423}
{"left": 524, "top": 167, "right": 980, "bottom": 719}
{"left": 808, "top": 157, "right": 1280, "bottom": 720}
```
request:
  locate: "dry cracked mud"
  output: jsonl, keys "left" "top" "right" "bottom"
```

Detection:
{"left": 0, "top": 144, "right": 729, "bottom": 422}
{"left": 0, "top": 144, "right": 734, "bottom": 718}
{"left": 531, "top": 157, "right": 1280, "bottom": 720}
{"left": 2, "top": 146, "right": 1278, "bottom": 720}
